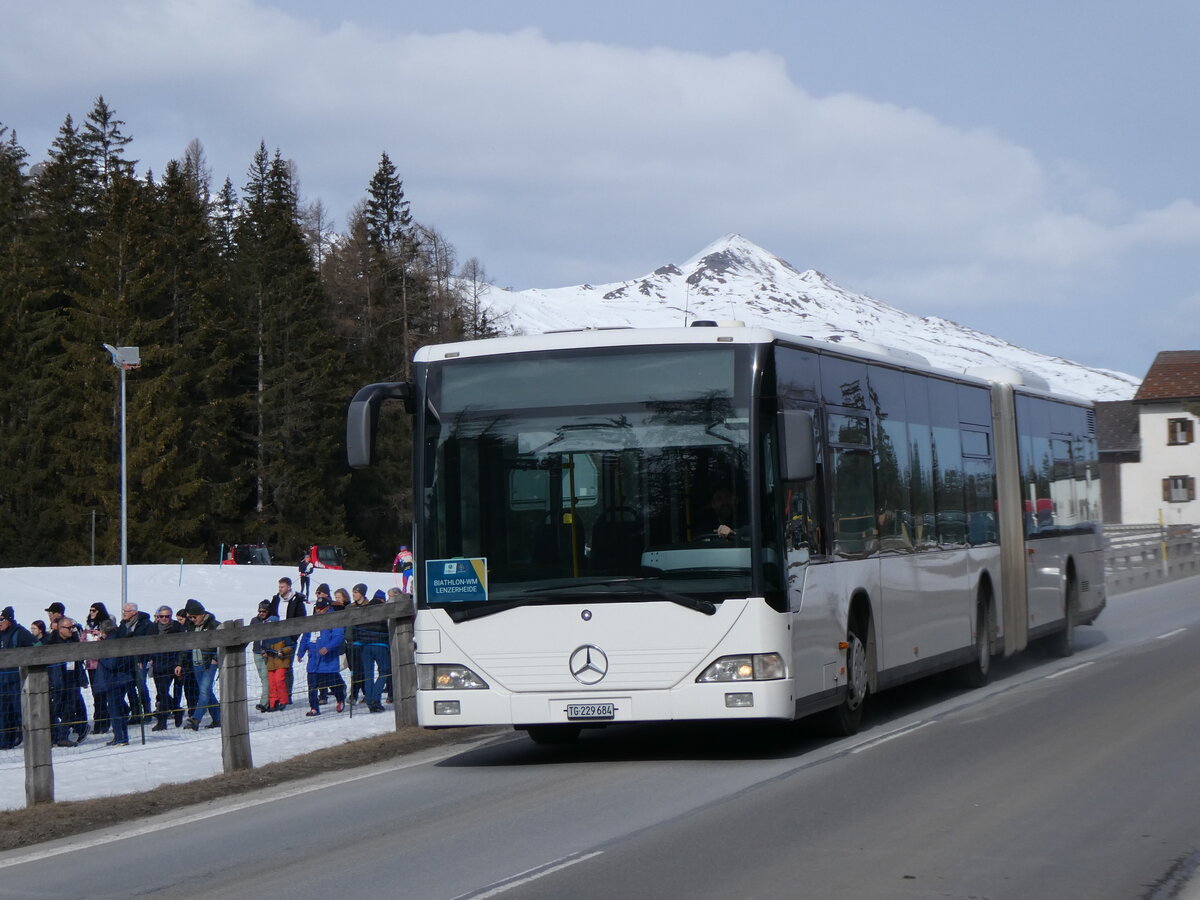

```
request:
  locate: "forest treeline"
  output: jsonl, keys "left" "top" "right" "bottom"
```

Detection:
{"left": 0, "top": 97, "right": 502, "bottom": 569}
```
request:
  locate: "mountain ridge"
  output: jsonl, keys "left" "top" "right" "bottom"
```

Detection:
{"left": 479, "top": 234, "right": 1139, "bottom": 400}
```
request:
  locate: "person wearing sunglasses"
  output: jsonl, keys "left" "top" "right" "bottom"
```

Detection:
{"left": 148, "top": 606, "right": 184, "bottom": 731}
{"left": 84, "top": 602, "right": 115, "bottom": 735}
{"left": 45, "top": 617, "right": 89, "bottom": 747}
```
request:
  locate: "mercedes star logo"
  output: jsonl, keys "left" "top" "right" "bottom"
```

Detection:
{"left": 569, "top": 644, "right": 609, "bottom": 685}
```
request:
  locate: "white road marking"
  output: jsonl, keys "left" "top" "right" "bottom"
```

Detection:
{"left": 465, "top": 851, "right": 605, "bottom": 898}
{"left": 1046, "top": 661, "right": 1094, "bottom": 680}
{"left": 848, "top": 720, "right": 934, "bottom": 754}
{"left": 1156, "top": 628, "right": 1187, "bottom": 640}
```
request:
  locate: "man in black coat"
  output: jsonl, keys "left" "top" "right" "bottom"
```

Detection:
{"left": 116, "top": 602, "right": 153, "bottom": 722}
{"left": 46, "top": 617, "right": 89, "bottom": 746}
{"left": 268, "top": 577, "right": 307, "bottom": 620}
{"left": 147, "top": 605, "right": 184, "bottom": 730}
{"left": 0, "top": 607, "right": 34, "bottom": 749}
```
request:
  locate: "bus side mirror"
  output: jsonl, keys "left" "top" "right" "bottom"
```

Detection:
{"left": 779, "top": 409, "right": 816, "bottom": 482}
{"left": 347, "top": 382, "right": 413, "bottom": 468}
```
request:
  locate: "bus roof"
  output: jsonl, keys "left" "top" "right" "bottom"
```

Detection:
{"left": 414, "top": 324, "right": 1084, "bottom": 404}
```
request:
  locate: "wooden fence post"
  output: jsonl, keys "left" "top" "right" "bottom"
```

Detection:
{"left": 218, "top": 625, "right": 252, "bottom": 774}
{"left": 20, "top": 666, "right": 53, "bottom": 806}
{"left": 390, "top": 598, "right": 417, "bottom": 729}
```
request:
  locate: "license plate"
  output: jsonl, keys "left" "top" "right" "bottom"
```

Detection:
{"left": 565, "top": 703, "right": 615, "bottom": 721}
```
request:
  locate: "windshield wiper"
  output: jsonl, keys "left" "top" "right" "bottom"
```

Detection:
{"left": 530, "top": 583, "right": 717, "bottom": 616}
{"left": 443, "top": 590, "right": 627, "bottom": 622}
{"left": 440, "top": 583, "right": 717, "bottom": 622}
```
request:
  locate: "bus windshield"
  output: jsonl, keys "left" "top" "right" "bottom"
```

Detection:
{"left": 421, "top": 345, "right": 754, "bottom": 612}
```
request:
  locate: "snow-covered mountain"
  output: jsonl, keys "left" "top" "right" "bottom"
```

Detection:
{"left": 479, "top": 234, "right": 1138, "bottom": 400}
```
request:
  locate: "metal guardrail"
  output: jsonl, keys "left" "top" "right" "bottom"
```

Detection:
{"left": 1105, "top": 523, "right": 1200, "bottom": 594}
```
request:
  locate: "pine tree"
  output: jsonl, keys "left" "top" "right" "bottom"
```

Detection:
{"left": 0, "top": 126, "right": 30, "bottom": 564}
{"left": 81, "top": 96, "right": 136, "bottom": 192}
{"left": 10, "top": 115, "right": 101, "bottom": 563}
{"left": 362, "top": 152, "right": 418, "bottom": 378}
{"left": 212, "top": 177, "right": 238, "bottom": 257}
{"left": 365, "top": 152, "right": 411, "bottom": 255}
{"left": 233, "top": 144, "right": 359, "bottom": 557}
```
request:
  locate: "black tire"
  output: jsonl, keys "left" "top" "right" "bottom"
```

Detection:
{"left": 524, "top": 724, "right": 582, "bottom": 745}
{"left": 1051, "top": 575, "right": 1077, "bottom": 658}
{"left": 958, "top": 591, "right": 992, "bottom": 688}
{"left": 820, "top": 623, "right": 869, "bottom": 737}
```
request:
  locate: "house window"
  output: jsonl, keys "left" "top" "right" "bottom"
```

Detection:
{"left": 1162, "top": 476, "right": 1196, "bottom": 503}
{"left": 1167, "top": 418, "right": 1194, "bottom": 445}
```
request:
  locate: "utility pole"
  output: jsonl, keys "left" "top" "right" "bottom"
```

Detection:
{"left": 102, "top": 344, "right": 140, "bottom": 609}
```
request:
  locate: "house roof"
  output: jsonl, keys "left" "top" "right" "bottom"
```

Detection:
{"left": 1094, "top": 400, "right": 1140, "bottom": 452}
{"left": 1133, "top": 351, "right": 1200, "bottom": 402}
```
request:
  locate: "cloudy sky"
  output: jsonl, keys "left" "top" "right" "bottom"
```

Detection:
{"left": 4, "top": 0, "right": 1198, "bottom": 379}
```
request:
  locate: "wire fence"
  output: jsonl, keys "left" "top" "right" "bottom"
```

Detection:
{"left": 1, "top": 601, "right": 415, "bottom": 806}
{"left": 0, "top": 643, "right": 400, "bottom": 764}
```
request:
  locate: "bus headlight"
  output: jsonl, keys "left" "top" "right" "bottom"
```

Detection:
{"left": 419, "top": 664, "right": 489, "bottom": 690}
{"left": 696, "top": 653, "right": 786, "bottom": 682}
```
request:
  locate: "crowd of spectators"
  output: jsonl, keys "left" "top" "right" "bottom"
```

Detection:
{"left": 0, "top": 578, "right": 402, "bottom": 750}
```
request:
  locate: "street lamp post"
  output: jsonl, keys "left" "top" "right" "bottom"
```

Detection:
{"left": 103, "top": 344, "right": 140, "bottom": 610}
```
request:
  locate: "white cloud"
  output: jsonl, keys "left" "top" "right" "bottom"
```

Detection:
{"left": 3, "top": 0, "right": 1198, "bottom": 320}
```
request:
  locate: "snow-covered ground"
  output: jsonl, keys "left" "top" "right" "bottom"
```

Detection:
{"left": 0, "top": 563, "right": 408, "bottom": 810}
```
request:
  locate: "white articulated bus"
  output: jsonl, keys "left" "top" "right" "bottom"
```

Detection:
{"left": 348, "top": 324, "right": 1105, "bottom": 742}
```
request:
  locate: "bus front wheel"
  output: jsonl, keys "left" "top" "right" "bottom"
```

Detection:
{"left": 821, "top": 626, "right": 869, "bottom": 736}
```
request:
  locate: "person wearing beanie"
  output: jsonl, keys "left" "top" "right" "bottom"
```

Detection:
{"left": 312, "top": 584, "right": 332, "bottom": 613}
{"left": 345, "top": 584, "right": 370, "bottom": 704}
{"left": 0, "top": 607, "right": 34, "bottom": 748}
{"left": 357, "top": 589, "right": 391, "bottom": 713}
{"left": 297, "top": 599, "right": 346, "bottom": 716}
{"left": 261, "top": 617, "right": 294, "bottom": 712}
{"left": 250, "top": 600, "right": 274, "bottom": 712}
{"left": 175, "top": 601, "right": 220, "bottom": 730}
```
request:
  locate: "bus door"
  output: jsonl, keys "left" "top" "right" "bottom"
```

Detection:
{"left": 1025, "top": 436, "right": 1073, "bottom": 628}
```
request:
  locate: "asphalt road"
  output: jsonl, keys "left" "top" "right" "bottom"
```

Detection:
{"left": 2, "top": 578, "right": 1199, "bottom": 900}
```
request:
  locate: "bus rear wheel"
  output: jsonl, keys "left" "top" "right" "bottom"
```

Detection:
{"left": 958, "top": 591, "right": 992, "bottom": 688}
{"left": 1050, "top": 575, "right": 1078, "bottom": 658}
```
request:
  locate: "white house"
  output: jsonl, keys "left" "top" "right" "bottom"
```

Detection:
{"left": 1097, "top": 351, "right": 1200, "bottom": 525}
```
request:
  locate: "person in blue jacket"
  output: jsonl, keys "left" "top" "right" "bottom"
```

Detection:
{"left": 297, "top": 597, "right": 345, "bottom": 716}
{"left": 93, "top": 621, "right": 135, "bottom": 746}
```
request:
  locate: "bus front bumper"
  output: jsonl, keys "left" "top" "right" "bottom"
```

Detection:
{"left": 417, "top": 678, "right": 796, "bottom": 727}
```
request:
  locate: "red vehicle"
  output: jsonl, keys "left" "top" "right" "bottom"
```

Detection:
{"left": 220, "top": 543, "right": 272, "bottom": 566}
{"left": 306, "top": 545, "right": 347, "bottom": 570}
